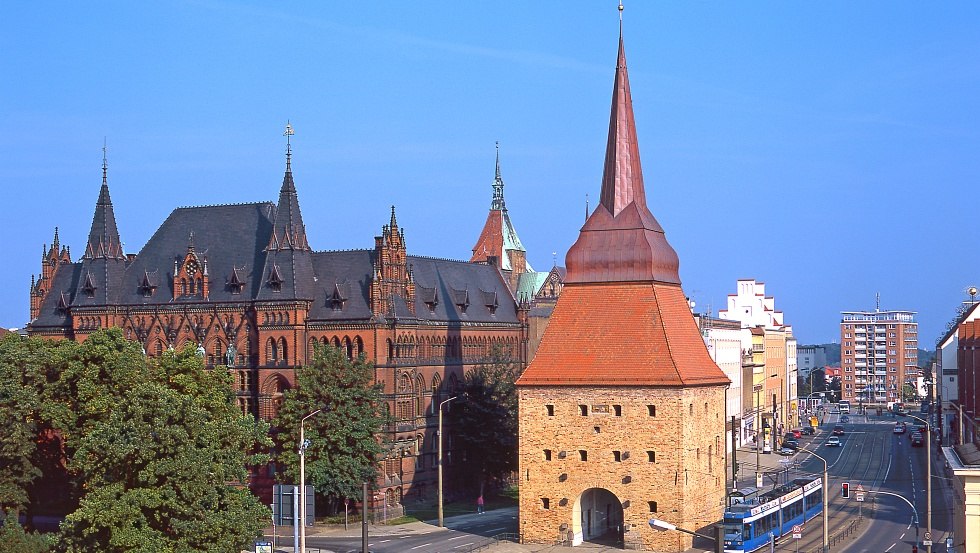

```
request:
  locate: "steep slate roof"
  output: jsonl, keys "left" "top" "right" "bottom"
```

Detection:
{"left": 257, "top": 154, "right": 317, "bottom": 301}
{"left": 517, "top": 28, "right": 728, "bottom": 388}
{"left": 308, "top": 250, "right": 519, "bottom": 324}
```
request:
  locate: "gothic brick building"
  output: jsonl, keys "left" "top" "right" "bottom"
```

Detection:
{"left": 28, "top": 142, "right": 530, "bottom": 507}
{"left": 516, "top": 24, "right": 730, "bottom": 551}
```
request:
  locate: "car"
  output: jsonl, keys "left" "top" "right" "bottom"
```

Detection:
{"left": 911, "top": 433, "right": 924, "bottom": 447}
{"left": 781, "top": 439, "right": 800, "bottom": 450}
{"left": 894, "top": 423, "right": 906, "bottom": 434}
{"left": 826, "top": 436, "right": 841, "bottom": 447}
{"left": 801, "top": 426, "right": 815, "bottom": 436}
{"left": 790, "top": 429, "right": 803, "bottom": 439}
{"left": 909, "top": 430, "right": 922, "bottom": 442}
{"left": 833, "top": 425, "right": 845, "bottom": 435}
{"left": 840, "top": 415, "right": 850, "bottom": 423}
{"left": 777, "top": 446, "right": 796, "bottom": 456}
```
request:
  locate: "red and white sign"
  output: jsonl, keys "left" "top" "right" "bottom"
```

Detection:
{"left": 792, "top": 524, "right": 802, "bottom": 539}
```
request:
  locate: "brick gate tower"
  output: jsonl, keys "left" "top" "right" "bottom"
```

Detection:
{"left": 515, "top": 17, "right": 730, "bottom": 552}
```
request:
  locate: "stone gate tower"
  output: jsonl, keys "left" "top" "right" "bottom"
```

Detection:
{"left": 515, "top": 20, "right": 730, "bottom": 552}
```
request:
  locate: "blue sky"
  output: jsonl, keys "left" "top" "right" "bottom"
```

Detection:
{"left": 2, "top": 1, "right": 978, "bottom": 346}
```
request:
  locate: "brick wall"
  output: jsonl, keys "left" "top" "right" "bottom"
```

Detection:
{"left": 518, "top": 384, "right": 727, "bottom": 551}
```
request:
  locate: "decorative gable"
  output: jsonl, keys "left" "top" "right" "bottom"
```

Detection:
{"left": 172, "top": 239, "right": 209, "bottom": 300}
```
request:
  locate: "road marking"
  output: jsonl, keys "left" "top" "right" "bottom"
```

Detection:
{"left": 454, "top": 543, "right": 475, "bottom": 549}
{"left": 447, "top": 536, "right": 467, "bottom": 540}
{"left": 485, "top": 527, "right": 507, "bottom": 532}
{"left": 378, "top": 539, "right": 391, "bottom": 542}
{"left": 410, "top": 543, "right": 432, "bottom": 550}
{"left": 400, "top": 535, "right": 411, "bottom": 538}
{"left": 886, "top": 543, "right": 896, "bottom": 551}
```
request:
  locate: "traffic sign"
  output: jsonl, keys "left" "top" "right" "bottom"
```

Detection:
{"left": 855, "top": 492, "right": 865, "bottom": 502}
{"left": 856, "top": 484, "right": 864, "bottom": 492}
{"left": 792, "top": 524, "right": 802, "bottom": 539}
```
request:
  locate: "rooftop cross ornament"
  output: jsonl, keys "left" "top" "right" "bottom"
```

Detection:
{"left": 284, "top": 121, "right": 295, "bottom": 168}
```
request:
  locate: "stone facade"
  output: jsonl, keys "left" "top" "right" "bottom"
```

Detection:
{"left": 518, "top": 385, "right": 727, "bottom": 550}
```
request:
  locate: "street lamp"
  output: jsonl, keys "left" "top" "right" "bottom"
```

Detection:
{"left": 299, "top": 409, "right": 321, "bottom": 553}
{"left": 799, "top": 446, "right": 829, "bottom": 553}
{"left": 648, "top": 518, "right": 722, "bottom": 553}
{"left": 908, "top": 414, "right": 932, "bottom": 553}
{"left": 437, "top": 395, "right": 459, "bottom": 528}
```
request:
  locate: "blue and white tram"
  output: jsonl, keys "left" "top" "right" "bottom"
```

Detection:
{"left": 722, "top": 477, "right": 823, "bottom": 553}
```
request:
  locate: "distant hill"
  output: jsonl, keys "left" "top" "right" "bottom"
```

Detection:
{"left": 917, "top": 348, "right": 935, "bottom": 367}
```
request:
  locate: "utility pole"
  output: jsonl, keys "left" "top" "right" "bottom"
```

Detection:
{"left": 362, "top": 482, "right": 369, "bottom": 553}
{"left": 438, "top": 395, "right": 459, "bottom": 527}
{"left": 731, "top": 415, "right": 738, "bottom": 492}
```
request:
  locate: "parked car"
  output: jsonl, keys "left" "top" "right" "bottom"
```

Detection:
{"left": 790, "top": 429, "right": 802, "bottom": 439}
{"left": 826, "top": 436, "right": 842, "bottom": 447}
{"left": 911, "top": 433, "right": 924, "bottom": 447}
{"left": 833, "top": 425, "right": 845, "bottom": 435}
{"left": 777, "top": 446, "right": 796, "bottom": 456}
{"left": 781, "top": 439, "right": 800, "bottom": 450}
{"left": 801, "top": 426, "right": 815, "bottom": 436}
{"left": 894, "top": 423, "right": 906, "bottom": 434}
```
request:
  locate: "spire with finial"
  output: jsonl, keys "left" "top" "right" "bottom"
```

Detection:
{"left": 102, "top": 138, "right": 108, "bottom": 186}
{"left": 389, "top": 205, "right": 398, "bottom": 232}
{"left": 84, "top": 141, "right": 125, "bottom": 260}
{"left": 491, "top": 141, "right": 506, "bottom": 211}
{"left": 284, "top": 120, "right": 294, "bottom": 175}
{"left": 564, "top": 4, "right": 679, "bottom": 285}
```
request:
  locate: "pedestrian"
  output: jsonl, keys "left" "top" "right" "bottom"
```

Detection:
{"left": 477, "top": 495, "right": 484, "bottom": 514}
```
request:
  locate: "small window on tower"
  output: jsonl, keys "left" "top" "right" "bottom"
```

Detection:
{"left": 541, "top": 498, "right": 550, "bottom": 510}
{"left": 648, "top": 501, "right": 658, "bottom": 513}
{"left": 647, "top": 451, "right": 656, "bottom": 463}
{"left": 647, "top": 405, "right": 656, "bottom": 417}
{"left": 613, "top": 451, "right": 622, "bottom": 462}
{"left": 579, "top": 450, "right": 587, "bottom": 461}
{"left": 613, "top": 404, "right": 622, "bottom": 416}
{"left": 543, "top": 449, "right": 552, "bottom": 461}
{"left": 546, "top": 404, "right": 555, "bottom": 416}
{"left": 579, "top": 405, "right": 588, "bottom": 416}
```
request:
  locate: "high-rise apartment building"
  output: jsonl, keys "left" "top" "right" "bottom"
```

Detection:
{"left": 840, "top": 309, "right": 918, "bottom": 405}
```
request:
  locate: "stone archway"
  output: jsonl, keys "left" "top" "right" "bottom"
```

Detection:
{"left": 571, "top": 488, "right": 624, "bottom": 547}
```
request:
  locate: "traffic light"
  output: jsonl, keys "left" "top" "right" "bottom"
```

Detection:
{"left": 841, "top": 482, "right": 850, "bottom": 498}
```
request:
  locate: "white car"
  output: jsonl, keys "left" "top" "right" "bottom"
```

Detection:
{"left": 826, "top": 436, "right": 841, "bottom": 447}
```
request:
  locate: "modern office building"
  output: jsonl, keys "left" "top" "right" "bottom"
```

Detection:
{"left": 839, "top": 308, "right": 918, "bottom": 405}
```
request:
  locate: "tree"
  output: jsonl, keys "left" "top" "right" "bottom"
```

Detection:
{"left": 0, "top": 514, "right": 52, "bottom": 553}
{"left": 51, "top": 335, "right": 271, "bottom": 553}
{"left": 0, "top": 334, "right": 41, "bottom": 515}
{"left": 454, "top": 347, "right": 521, "bottom": 496}
{"left": 274, "top": 345, "right": 386, "bottom": 515}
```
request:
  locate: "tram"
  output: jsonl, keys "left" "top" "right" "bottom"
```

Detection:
{"left": 722, "top": 477, "right": 823, "bottom": 553}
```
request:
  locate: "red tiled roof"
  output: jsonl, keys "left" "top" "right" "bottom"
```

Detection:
{"left": 517, "top": 282, "right": 730, "bottom": 387}
{"left": 470, "top": 210, "right": 503, "bottom": 265}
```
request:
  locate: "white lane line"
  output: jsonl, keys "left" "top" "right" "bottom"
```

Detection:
{"left": 410, "top": 543, "right": 432, "bottom": 550}
{"left": 400, "top": 535, "right": 412, "bottom": 538}
{"left": 485, "top": 527, "right": 507, "bottom": 532}
{"left": 447, "top": 535, "right": 467, "bottom": 540}
{"left": 886, "top": 542, "right": 896, "bottom": 551}
{"left": 454, "top": 543, "right": 475, "bottom": 549}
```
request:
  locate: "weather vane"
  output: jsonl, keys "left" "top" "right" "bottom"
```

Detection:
{"left": 284, "top": 121, "right": 295, "bottom": 166}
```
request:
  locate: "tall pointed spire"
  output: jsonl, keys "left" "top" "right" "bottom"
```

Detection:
{"left": 85, "top": 143, "right": 124, "bottom": 260}
{"left": 491, "top": 141, "right": 506, "bottom": 211}
{"left": 599, "top": 25, "right": 646, "bottom": 218}
{"left": 282, "top": 121, "right": 296, "bottom": 193}
{"left": 389, "top": 205, "right": 398, "bottom": 232}
{"left": 564, "top": 10, "right": 679, "bottom": 284}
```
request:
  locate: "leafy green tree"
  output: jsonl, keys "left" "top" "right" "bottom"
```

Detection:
{"left": 0, "top": 513, "right": 52, "bottom": 553}
{"left": 454, "top": 347, "right": 521, "bottom": 496}
{"left": 53, "top": 338, "right": 271, "bottom": 553}
{"left": 274, "top": 345, "right": 386, "bottom": 515}
{"left": 0, "top": 334, "right": 42, "bottom": 515}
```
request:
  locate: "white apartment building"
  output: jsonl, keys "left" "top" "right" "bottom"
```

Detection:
{"left": 936, "top": 302, "right": 980, "bottom": 444}
{"left": 840, "top": 309, "right": 918, "bottom": 405}
{"left": 696, "top": 313, "right": 748, "bottom": 452}
{"left": 797, "top": 345, "right": 827, "bottom": 377}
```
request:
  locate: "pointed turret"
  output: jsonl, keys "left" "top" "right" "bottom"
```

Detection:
{"left": 74, "top": 150, "right": 127, "bottom": 306}
{"left": 257, "top": 127, "right": 317, "bottom": 302}
{"left": 470, "top": 143, "right": 530, "bottom": 278}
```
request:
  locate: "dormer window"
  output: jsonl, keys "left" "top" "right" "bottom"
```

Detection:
{"left": 227, "top": 267, "right": 247, "bottom": 295}
{"left": 82, "top": 272, "right": 97, "bottom": 298}
{"left": 138, "top": 270, "right": 158, "bottom": 297}
{"left": 329, "top": 282, "right": 348, "bottom": 311}
{"left": 483, "top": 290, "right": 498, "bottom": 315}
{"left": 56, "top": 292, "right": 69, "bottom": 313}
{"left": 268, "top": 265, "right": 283, "bottom": 292}
{"left": 453, "top": 288, "right": 470, "bottom": 314}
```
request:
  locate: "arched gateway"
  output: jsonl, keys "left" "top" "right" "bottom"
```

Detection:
{"left": 572, "top": 488, "right": 624, "bottom": 547}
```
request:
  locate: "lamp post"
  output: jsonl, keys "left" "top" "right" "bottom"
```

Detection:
{"left": 800, "top": 446, "right": 829, "bottom": 553}
{"left": 299, "top": 409, "right": 321, "bottom": 553}
{"left": 437, "top": 395, "right": 459, "bottom": 528}
{"left": 908, "top": 414, "right": 932, "bottom": 553}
